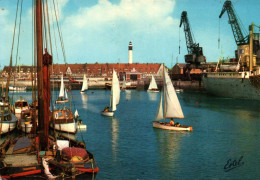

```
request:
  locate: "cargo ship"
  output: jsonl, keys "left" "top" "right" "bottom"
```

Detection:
{"left": 202, "top": 23, "right": 260, "bottom": 100}
{"left": 203, "top": 70, "right": 260, "bottom": 100}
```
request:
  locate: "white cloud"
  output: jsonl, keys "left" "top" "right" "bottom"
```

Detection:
{"left": 57, "top": 0, "right": 178, "bottom": 64}
{"left": 64, "top": 0, "right": 176, "bottom": 33}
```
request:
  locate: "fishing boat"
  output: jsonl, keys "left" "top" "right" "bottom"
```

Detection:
{"left": 81, "top": 74, "right": 88, "bottom": 93}
{"left": 55, "top": 74, "right": 69, "bottom": 104}
{"left": 14, "top": 98, "right": 29, "bottom": 119}
{"left": 0, "top": 103, "right": 18, "bottom": 135}
{"left": 50, "top": 108, "right": 77, "bottom": 134}
{"left": 153, "top": 67, "right": 193, "bottom": 131}
{"left": 19, "top": 109, "right": 37, "bottom": 133}
{"left": 101, "top": 70, "right": 120, "bottom": 116}
{"left": 147, "top": 75, "right": 159, "bottom": 92}
{"left": 0, "top": 1, "right": 99, "bottom": 178}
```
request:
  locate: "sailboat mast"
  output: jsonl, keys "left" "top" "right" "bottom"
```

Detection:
{"left": 163, "top": 64, "right": 166, "bottom": 121}
{"left": 36, "top": 0, "right": 48, "bottom": 150}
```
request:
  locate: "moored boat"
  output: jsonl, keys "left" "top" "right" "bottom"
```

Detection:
{"left": 14, "top": 98, "right": 29, "bottom": 119}
{"left": 0, "top": 104, "right": 18, "bottom": 135}
{"left": 50, "top": 108, "right": 77, "bottom": 134}
{"left": 9, "top": 86, "right": 26, "bottom": 91}
{"left": 0, "top": 0, "right": 99, "bottom": 178}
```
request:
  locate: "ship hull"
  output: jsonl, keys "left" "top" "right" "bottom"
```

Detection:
{"left": 202, "top": 73, "right": 260, "bottom": 100}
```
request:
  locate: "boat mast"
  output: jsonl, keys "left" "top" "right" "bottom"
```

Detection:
{"left": 163, "top": 64, "right": 166, "bottom": 121}
{"left": 36, "top": 0, "right": 48, "bottom": 150}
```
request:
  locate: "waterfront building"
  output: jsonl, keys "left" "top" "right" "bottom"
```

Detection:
{"left": 1, "top": 63, "right": 164, "bottom": 82}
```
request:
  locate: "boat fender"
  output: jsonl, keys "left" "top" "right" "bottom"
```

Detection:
{"left": 42, "top": 157, "right": 58, "bottom": 179}
{"left": 71, "top": 156, "right": 83, "bottom": 162}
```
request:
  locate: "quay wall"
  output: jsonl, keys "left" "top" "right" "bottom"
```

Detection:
{"left": 0, "top": 79, "right": 205, "bottom": 91}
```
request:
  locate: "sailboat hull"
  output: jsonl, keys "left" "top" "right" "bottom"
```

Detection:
{"left": 101, "top": 111, "right": 114, "bottom": 117}
{"left": 55, "top": 99, "right": 68, "bottom": 104}
{"left": 147, "top": 89, "right": 159, "bottom": 93}
{"left": 153, "top": 121, "right": 193, "bottom": 131}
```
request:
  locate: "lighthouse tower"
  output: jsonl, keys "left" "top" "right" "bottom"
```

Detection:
{"left": 128, "top": 41, "right": 133, "bottom": 64}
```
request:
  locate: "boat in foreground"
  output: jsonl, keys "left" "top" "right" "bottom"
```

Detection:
{"left": 0, "top": 0, "right": 98, "bottom": 178}
{"left": 153, "top": 67, "right": 192, "bottom": 131}
{"left": 153, "top": 121, "right": 193, "bottom": 131}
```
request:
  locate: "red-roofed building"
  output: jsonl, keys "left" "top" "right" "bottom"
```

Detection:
{"left": 2, "top": 63, "right": 164, "bottom": 81}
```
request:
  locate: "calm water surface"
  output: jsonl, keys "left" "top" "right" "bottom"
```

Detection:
{"left": 8, "top": 90, "right": 260, "bottom": 179}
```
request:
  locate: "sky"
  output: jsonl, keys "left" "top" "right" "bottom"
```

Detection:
{"left": 0, "top": 0, "right": 260, "bottom": 69}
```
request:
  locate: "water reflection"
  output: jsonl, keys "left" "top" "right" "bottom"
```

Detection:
{"left": 81, "top": 93, "right": 88, "bottom": 109}
{"left": 125, "top": 90, "right": 131, "bottom": 100}
{"left": 111, "top": 117, "right": 119, "bottom": 161}
{"left": 154, "top": 129, "right": 189, "bottom": 177}
{"left": 147, "top": 92, "right": 158, "bottom": 101}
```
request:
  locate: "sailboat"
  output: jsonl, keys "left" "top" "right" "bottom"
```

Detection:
{"left": 0, "top": 0, "right": 99, "bottom": 178}
{"left": 147, "top": 75, "right": 159, "bottom": 92}
{"left": 81, "top": 74, "right": 88, "bottom": 93}
{"left": 55, "top": 74, "right": 68, "bottom": 103}
{"left": 101, "top": 69, "right": 120, "bottom": 116}
{"left": 153, "top": 68, "right": 193, "bottom": 131}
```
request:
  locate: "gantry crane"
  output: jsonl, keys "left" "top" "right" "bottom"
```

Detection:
{"left": 179, "top": 11, "right": 206, "bottom": 79}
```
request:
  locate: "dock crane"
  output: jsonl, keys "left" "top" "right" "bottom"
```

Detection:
{"left": 179, "top": 11, "right": 206, "bottom": 79}
{"left": 219, "top": 0, "right": 248, "bottom": 45}
{"left": 219, "top": 0, "right": 260, "bottom": 71}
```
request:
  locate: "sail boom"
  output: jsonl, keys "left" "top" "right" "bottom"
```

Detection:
{"left": 164, "top": 116, "right": 184, "bottom": 119}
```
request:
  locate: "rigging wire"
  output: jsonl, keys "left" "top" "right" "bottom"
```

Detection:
{"left": 5, "top": 0, "right": 20, "bottom": 100}
{"left": 218, "top": 18, "right": 220, "bottom": 49}
{"left": 52, "top": 0, "right": 67, "bottom": 64}
{"left": 12, "top": 0, "right": 24, "bottom": 103}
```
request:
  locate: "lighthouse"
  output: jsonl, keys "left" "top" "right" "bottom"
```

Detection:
{"left": 128, "top": 41, "right": 133, "bottom": 64}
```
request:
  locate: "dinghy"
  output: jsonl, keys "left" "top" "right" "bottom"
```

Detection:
{"left": 101, "top": 70, "right": 120, "bottom": 116}
{"left": 153, "top": 67, "right": 192, "bottom": 131}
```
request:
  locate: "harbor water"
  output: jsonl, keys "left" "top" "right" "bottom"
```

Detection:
{"left": 6, "top": 90, "right": 260, "bottom": 179}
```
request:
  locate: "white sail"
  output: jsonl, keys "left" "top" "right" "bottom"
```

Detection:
{"left": 114, "top": 70, "right": 120, "bottom": 105}
{"left": 148, "top": 75, "right": 158, "bottom": 90}
{"left": 81, "top": 74, "right": 88, "bottom": 91}
{"left": 59, "top": 74, "right": 64, "bottom": 97}
{"left": 74, "top": 109, "right": 79, "bottom": 118}
{"left": 154, "top": 92, "right": 164, "bottom": 121}
{"left": 110, "top": 70, "right": 118, "bottom": 111}
{"left": 164, "top": 69, "right": 184, "bottom": 119}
